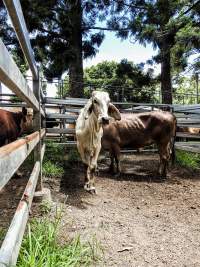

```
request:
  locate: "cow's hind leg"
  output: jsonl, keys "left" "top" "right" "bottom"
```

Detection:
{"left": 108, "top": 152, "right": 115, "bottom": 174}
{"left": 113, "top": 145, "right": 121, "bottom": 177}
{"left": 158, "top": 142, "right": 171, "bottom": 179}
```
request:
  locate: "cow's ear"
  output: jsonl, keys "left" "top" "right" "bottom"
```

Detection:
{"left": 22, "top": 107, "right": 27, "bottom": 116}
{"left": 84, "top": 99, "right": 93, "bottom": 119}
{"left": 108, "top": 103, "right": 121, "bottom": 120}
{"left": 88, "top": 103, "right": 93, "bottom": 114}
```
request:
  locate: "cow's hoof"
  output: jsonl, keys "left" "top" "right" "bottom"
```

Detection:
{"left": 84, "top": 184, "right": 96, "bottom": 194}
{"left": 108, "top": 169, "right": 115, "bottom": 175}
{"left": 114, "top": 172, "right": 120, "bottom": 179}
{"left": 84, "top": 183, "right": 90, "bottom": 191}
{"left": 157, "top": 175, "right": 167, "bottom": 182}
{"left": 89, "top": 187, "right": 96, "bottom": 195}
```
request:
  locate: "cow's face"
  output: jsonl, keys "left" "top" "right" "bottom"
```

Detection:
{"left": 89, "top": 91, "right": 121, "bottom": 125}
{"left": 20, "top": 107, "right": 33, "bottom": 134}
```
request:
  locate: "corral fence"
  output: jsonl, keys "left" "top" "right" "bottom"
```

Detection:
{"left": 0, "top": 0, "right": 45, "bottom": 266}
{"left": 43, "top": 96, "right": 200, "bottom": 153}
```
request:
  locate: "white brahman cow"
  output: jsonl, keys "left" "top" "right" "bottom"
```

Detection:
{"left": 75, "top": 91, "right": 121, "bottom": 193}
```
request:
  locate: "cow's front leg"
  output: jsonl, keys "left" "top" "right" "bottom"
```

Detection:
{"left": 89, "top": 167, "right": 96, "bottom": 194}
{"left": 89, "top": 145, "right": 101, "bottom": 193}
{"left": 84, "top": 165, "right": 96, "bottom": 194}
{"left": 84, "top": 166, "right": 93, "bottom": 191}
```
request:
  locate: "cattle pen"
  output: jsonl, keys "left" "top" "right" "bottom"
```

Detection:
{"left": 1, "top": 0, "right": 200, "bottom": 266}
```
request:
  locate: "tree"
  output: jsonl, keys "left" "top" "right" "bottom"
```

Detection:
{"left": 0, "top": 0, "right": 107, "bottom": 97}
{"left": 59, "top": 60, "right": 157, "bottom": 102}
{"left": 106, "top": 0, "right": 200, "bottom": 103}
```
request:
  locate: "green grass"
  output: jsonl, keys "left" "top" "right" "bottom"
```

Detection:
{"left": 43, "top": 160, "right": 64, "bottom": 177}
{"left": 17, "top": 212, "right": 101, "bottom": 267}
{"left": 176, "top": 150, "right": 200, "bottom": 170}
{"left": 42, "top": 141, "right": 81, "bottom": 177}
{"left": 42, "top": 141, "right": 66, "bottom": 177}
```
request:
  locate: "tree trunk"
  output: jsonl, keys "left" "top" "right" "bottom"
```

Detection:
{"left": 158, "top": 0, "right": 173, "bottom": 104}
{"left": 68, "top": 0, "right": 84, "bottom": 98}
{"left": 160, "top": 44, "right": 173, "bottom": 104}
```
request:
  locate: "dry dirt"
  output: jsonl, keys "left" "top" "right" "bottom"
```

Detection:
{"left": 1, "top": 153, "right": 200, "bottom": 267}
{"left": 46, "top": 153, "right": 200, "bottom": 267}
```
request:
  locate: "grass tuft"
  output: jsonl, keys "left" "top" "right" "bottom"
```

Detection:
{"left": 176, "top": 150, "right": 200, "bottom": 170}
{"left": 43, "top": 160, "right": 64, "bottom": 177}
{"left": 17, "top": 211, "right": 101, "bottom": 267}
{"left": 42, "top": 141, "right": 65, "bottom": 177}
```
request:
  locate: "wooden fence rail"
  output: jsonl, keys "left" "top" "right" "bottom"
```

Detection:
{"left": 0, "top": 162, "right": 41, "bottom": 267}
{"left": 0, "top": 130, "right": 45, "bottom": 191}
{"left": 0, "top": 0, "right": 46, "bottom": 265}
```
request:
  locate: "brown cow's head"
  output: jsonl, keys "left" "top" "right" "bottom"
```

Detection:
{"left": 87, "top": 91, "right": 121, "bottom": 125}
{"left": 20, "top": 107, "right": 33, "bottom": 134}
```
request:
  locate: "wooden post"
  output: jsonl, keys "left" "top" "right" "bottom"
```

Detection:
{"left": 33, "top": 72, "right": 42, "bottom": 191}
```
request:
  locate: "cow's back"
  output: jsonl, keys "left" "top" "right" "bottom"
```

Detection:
{"left": 102, "top": 111, "right": 176, "bottom": 149}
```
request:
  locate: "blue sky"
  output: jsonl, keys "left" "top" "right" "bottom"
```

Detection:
{"left": 83, "top": 31, "right": 159, "bottom": 72}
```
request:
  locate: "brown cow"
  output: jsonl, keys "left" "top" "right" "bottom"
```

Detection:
{"left": 102, "top": 111, "right": 177, "bottom": 178}
{"left": 177, "top": 126, "right": 200, "bottom": 134}
{"left": 0, "top": 107, "right": 29, "bottom": 146}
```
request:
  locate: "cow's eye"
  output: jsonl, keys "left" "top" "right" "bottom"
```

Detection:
{"left": 94, "top": 99, "right": 98, "bottom": 104}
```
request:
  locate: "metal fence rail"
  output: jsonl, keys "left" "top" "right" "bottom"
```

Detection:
{"left": 44, "top": 98, "right": 200, "bottom": 153}
{"left": 0, "top": 0, "right": 46, "bottom": 266}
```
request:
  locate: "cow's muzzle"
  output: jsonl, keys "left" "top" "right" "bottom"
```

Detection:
{"left": 101, "top": 117, "right": 110, "bottom": 125}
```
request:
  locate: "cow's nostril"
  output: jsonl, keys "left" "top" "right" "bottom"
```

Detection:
{"left": 102, "top": 117, "right": 110, "bottom": 124}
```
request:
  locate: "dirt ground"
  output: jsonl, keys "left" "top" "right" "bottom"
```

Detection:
{"left": 1, "top": 153, "right": 200, "bottom": 266}
{"left": 46, "top": 153, "right": 200, "bottom": 267}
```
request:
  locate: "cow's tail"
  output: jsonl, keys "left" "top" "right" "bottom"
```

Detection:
{"left": 171, "top": 115, "right": 177, "bottom": 165}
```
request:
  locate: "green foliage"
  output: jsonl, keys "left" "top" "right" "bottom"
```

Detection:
{"left": 176, "top": 150, "right": 200, "bottom": 170}
{"left": 67, "top": 149, "right": 80, "bottom": 163}
{"left": 173, "top": 75, "right": 199, "bottom": 104}
{"left": 17, "top": 214, "right": 101, "bottom": 267}
{"left": 42, "top": 141, "right": 65, "bottom": 178}
{"left": 39, "top": 200, "right": 52, "bottom": 215}
{"left": 61, "top": 60, "right": 157, "bottom": 102}
{"left": 0, "top": 1, "right": 107, "bottom": 79}
{"left": 43, "top": 142, "right": 81, "bottom": 177}
{"left": 43, "top": 160, "right": 64, "bottom": 178}
{"left": 84, "top": 59, "right": 156, "bottom": 102}
{"left": 107, "top": 0, "right": 200, "bottom": 103}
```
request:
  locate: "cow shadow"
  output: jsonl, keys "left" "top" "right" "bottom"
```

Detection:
{"left": 98, "top": 154, "right": 163, "bottom": 181}
{"left": 60, "top": 162, "right": 97, "bottom": 210}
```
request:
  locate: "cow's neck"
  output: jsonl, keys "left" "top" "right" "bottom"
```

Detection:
{"left": 90, "top": 111, "right": 101, "bottom": 132}
{"left": 87, "top": 112, "right": 102, "bottom": 151}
